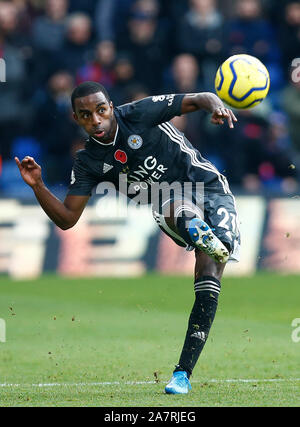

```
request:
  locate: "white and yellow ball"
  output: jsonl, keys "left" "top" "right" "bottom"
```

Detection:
{"left": 215, "top": 54, "right": 270, "bottom": 109}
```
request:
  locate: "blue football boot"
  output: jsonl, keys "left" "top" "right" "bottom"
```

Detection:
{"left": 165, "top": 371, "right": 192, "bottom": 394}
{"left": 188, "top": 218, "right": 229, "bottom": 263}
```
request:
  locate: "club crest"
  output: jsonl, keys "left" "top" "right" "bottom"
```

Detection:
{"left": 128, "top": 134, "right": 143, "bottom": 150}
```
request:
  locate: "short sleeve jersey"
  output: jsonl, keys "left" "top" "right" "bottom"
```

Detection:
{"left": 68, "top": 94, "right": 231, "bottom": 200}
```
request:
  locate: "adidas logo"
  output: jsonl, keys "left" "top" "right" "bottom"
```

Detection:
{"left": 103, "top": 163, "right": 113, "bottom": 174}
{"left": 190, "top": 331, "right": 206, "bottom": 342}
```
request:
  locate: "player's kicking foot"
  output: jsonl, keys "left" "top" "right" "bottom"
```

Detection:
{"left": 165, "top": 371, "right": 192, "bottom": 394}
{"left": 188, "top": 218, "right": 229, "bottom": 263}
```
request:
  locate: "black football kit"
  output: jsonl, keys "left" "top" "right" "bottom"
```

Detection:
{"left": 68, "top": 94, "right": 240, "bottom": 260}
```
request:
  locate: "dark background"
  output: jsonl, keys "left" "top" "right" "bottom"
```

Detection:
{"left": 0, "top": 0, "right": 299, "bottom": 198}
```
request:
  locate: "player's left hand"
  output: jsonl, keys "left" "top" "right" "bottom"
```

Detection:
{"left": 211, "top": 108, "right": 237, "bottom": 129}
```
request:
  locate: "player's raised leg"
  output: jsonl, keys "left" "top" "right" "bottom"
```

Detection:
{"left": 160, "top": 199, "right": 230, "bottom": 264}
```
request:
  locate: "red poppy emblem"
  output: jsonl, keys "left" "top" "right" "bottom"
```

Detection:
{"left": 114, "top": 149, "right": 127, "bottom": 164}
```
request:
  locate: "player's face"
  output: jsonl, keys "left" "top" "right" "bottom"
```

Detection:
{"left": 73, "top": 92, "right": 116, "bottom": 143}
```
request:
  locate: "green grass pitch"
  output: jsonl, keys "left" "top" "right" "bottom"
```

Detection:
{"left": 0, "top": 273, "right": 299, "bottom": 407}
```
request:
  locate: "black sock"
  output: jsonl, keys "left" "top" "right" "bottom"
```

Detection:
{"left": 174, "top": 276, "right": 221, "bottom": 378}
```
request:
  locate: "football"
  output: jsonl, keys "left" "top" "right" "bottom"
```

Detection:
{"left": 215, "top": 54, "right": 270, "bottom": 109}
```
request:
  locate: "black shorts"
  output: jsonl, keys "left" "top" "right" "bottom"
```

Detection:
{"left": 152, "top": 190, "right": 241, "bottom": 262}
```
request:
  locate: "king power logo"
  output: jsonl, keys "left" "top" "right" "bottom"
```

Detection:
{"left": 0, "top": 58, "right": 6, "bottom": 82}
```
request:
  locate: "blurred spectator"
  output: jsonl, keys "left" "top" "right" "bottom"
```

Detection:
{"left": 282, "top": 77, "right": 300, "bottom": 156}
{"left": 76, "top": 40, "right": 116, "bottom": 89}
{"left": 118, "top": 0, "right": 168, "bottom": 92}
{"left": 57, "top": 12, "right": 94, "bottom": 74}
{"left": 109, "top": 53, "right": 138, "bottom": 105}
{"left": 7, "top": 0, "right": 39, "bottom": 33}
{"left": 176, "top": 0, "right": 226, "bottom": 90}
{"left": 0, "top": 1, "right": 24, "bottom": 47}
{"left": 0, "top": 1, "right": 30, "bottom": 159}
{"left": 227, "top": 0, "right": 283, "bottom": 90}
{"left": 32, "top": 0, "right": 68, "bottom": 52}
{"left": 258, "top": 111, "right": 298, "bottom": 192}
{"left": 221, "top": 107, "right": 297, "bottom": 192}
{"left": 216, "top": 108, "right": 270, "bottom": 186}
{"left": 95, "top": 0, "right": 137, "bottom": 43}
{"left": 33, "top": 70, "right": 79, "bottom": 185}
{"left": 278, "top": 2, "right": 300, "bottom": 80}
{"left": 30, "top": 0, "right": 69, "bottom": 87}
{"left": 0, "top": 0, "right": 34, "bottom": 77}
{"left": 164, "top": 53, "right": 203, "bottom": 93}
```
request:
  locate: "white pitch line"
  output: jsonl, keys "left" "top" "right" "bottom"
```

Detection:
{"left": 1, "top": 378, "right": 300, "bottom": 388}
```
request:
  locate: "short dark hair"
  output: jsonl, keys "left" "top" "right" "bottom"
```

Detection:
{"left": 71, "top": 81, "right": 110, "bottom": 112}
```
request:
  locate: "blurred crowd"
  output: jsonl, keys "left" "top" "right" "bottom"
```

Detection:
{"left": 0, "top": 0, "right": 300, "bottom": 196}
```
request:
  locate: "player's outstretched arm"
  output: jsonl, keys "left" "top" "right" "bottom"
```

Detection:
{"left": 181, "top": 92, "right": 237, "bottom": 129}
{"left": 15, "top": 156, "right": 89, "bottom": 230}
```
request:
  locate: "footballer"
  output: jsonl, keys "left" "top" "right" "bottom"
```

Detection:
{"left": 16, "top": 82, "right": 240, "bottom": 394}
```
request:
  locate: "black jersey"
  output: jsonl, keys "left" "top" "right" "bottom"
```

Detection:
{"left": 68, "top": 94, "right": 231, "bottom": 201}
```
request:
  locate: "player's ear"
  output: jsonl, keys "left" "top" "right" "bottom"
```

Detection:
{"left": 73, "top": 111, "right": 79, "bottom": 123}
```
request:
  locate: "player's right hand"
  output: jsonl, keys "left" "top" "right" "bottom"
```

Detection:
{"left": 211, "top": 107, "right": 238, "bottom": 129}
{"left": 15, "top": 156, "right": 43, "bottom": 188}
